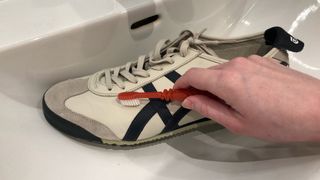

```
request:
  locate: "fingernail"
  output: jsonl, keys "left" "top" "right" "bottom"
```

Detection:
{"left": 182, "top": 99, "right": 193, "bottom": 109}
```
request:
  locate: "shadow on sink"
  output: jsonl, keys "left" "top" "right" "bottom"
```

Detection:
{"left": 68, "top": 118, "right": 320, "bottom": 162}
{"left": 166, "top": 124, "right": 320, "bottom": 162}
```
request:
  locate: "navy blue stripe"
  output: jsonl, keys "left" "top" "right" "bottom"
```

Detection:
{"left": 163, "top": 70, "right": 194, "bottom": 131}
{"left": 151, "top": 101, "right": 172, "bottom": 125}
{"left": 123, "top": 70, "right": 197, "bottom": 141}
{"left": 143, "top": 82, "right": 157, "bottom": 92}
{"left": 161, "top": 107, "right": 190, "bottom": 133}
{"left": 178, "top": 118, "right": 210, "bottom": 128}
{"left": 142, "top": 83, "right": 171, "bottom": 125}
{"left": 123, "top": 83, "right": 173, "bottom": 141}
{"left": 122, "top": 103, "right": 157, "bottom": 141}
{"left": 165, "top": 71, "right": 181, "bottom": 83}
{"left": 122, "top": 84, "right": 157, "bottom": 141}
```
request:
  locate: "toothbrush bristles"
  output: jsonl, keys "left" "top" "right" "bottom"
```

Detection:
{"left": 118, "top": 99, "right": 141, "bottom": 107}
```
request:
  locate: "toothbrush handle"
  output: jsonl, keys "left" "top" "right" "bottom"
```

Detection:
{"left": 162, "top": 88, "right": 211, "bottom": 102}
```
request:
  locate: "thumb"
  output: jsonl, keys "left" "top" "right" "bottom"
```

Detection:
{"left": 182, "top": 95, "right": 243, "bottom": 132}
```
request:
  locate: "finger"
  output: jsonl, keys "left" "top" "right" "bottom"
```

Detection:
{"left": 209, "top": 56, "right": 248, "bottom": 70}
{"left": 208, "top": 62, "right": 229, "bottom": 70}
{"left": 247, "top": 55, "right": 282, "bottom": 67}
{"left": 182, "top": 95, "right": 244, "bottom": 133}
{"left": 174, "top": 68, "right": 230, "bottom": 99}
{"left": 245, "top": 55, "right": 291, "bottom": 78}
{"left": 174, "top": 66, "right": 242, "bottom": 102}
{"left": 174, "top": 68, "right": 217, "bottom": 90}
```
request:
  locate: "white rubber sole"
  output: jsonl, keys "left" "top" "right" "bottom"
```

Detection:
{"left": 100, "top": 120, "right": 215, "bottom": 146}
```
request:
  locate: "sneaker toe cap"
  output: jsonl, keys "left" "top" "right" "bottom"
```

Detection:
{"left": 43, "top": 78, "right": 120, "bottom": 143}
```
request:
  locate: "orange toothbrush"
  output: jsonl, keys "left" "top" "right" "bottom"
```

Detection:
{"left": 117, "top": 88, "right": 210, "bottom": 107}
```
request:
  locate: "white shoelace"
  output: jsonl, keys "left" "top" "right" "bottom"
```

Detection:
{"left": 94, "top": 30, "right": 216, "bottom": 91}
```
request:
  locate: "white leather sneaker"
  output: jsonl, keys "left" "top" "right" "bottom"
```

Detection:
{"left": 43, "top": 27, "right": 298, "bottom": 146}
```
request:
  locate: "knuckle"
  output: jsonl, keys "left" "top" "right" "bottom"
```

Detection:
{"left": 248, "top": 55, "right": 261, "bottom": 60}
{"left": 214, "top": 70, "right": 225, "bottom": 84}
{"left": 231, "top": 57, "right": 247, "bottom": 66}
{"left": 210, "top": 70, "right": 240, "bottom": 97}
{"left": 218, "top": 70, "right": 240, "bottom": 85}
{"left": 229, "top": 57, "right": 258, "bottom": 73}
{"left": 200, "top": 104, "right": 210, "bottom": 118}
{"left": 185, "top": 68, "right": 199, "bottom": 76}
{"left": 227, "top": 123, "right": 245, "bottom": 135}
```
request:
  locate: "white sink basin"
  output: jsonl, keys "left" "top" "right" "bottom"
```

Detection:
{"left": 0, "top": 0, "right": 118, "bottom": 48}
{"left": 1, "top": 0, "right": 319, "bottom": 107}
{"left": 1, "top": 0, "right": 320, "bottom": 180}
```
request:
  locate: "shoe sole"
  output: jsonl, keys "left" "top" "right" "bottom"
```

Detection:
{"left": 100, "top": 120, "right": 213, "bottom": 146}
{"left": 43, "top": 97, "right": 214, "bottom": 146}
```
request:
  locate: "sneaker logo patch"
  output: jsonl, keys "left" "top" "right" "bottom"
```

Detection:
{"left": 290, "top": 36, "right": 299, "bottom": 44}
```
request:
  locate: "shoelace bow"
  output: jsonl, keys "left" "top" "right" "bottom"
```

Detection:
{"left": 94, "top": 30, "right": 216, "bottom": 91}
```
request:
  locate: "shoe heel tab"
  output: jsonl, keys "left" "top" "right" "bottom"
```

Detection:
{"left": 264, "top": 26, "right": 304, "bottom": 52}
{"left": 272, "top": 49, "right": 289, "bottom": 66}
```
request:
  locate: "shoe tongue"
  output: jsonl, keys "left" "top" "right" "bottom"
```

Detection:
{"left": 196, "top": 43, "right": 218, "bottom": 57}
{"left": 159, "top": 30, "right": 219, "bottom": 57}
{"left": 191, "top": 37, "right": 218, "bottom": 57}
{"left": 159, "top": 30, "right": 194, "bottom": 57}
{"left": 140, "top": 32, "right": 195, "bottom": 71}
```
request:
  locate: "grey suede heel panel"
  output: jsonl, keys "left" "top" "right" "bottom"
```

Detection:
{"left": 272, "top": 50, "right": 289, "bottom": 64}
{"left": 44, "top": 78, "right": 119, "bottom": 140}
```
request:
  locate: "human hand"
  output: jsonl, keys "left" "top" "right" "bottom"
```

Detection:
{"left": 174, "top": 55, "right": 320, "bottom": 142}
